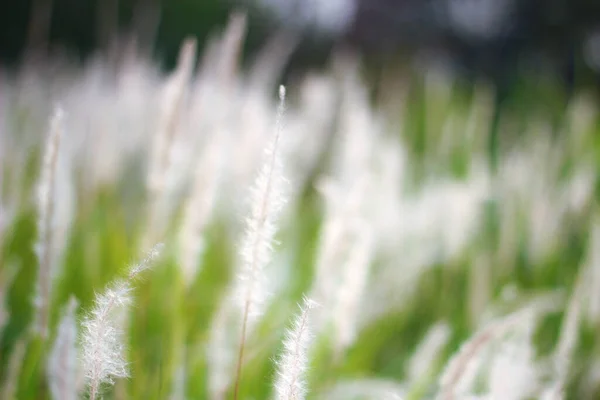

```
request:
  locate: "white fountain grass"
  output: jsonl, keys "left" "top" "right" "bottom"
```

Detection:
{"left": 331, "top": 220, "right": 374, "bottom": 356}
{"left": 145, "top": 38, "right": 197, "bottom": 249}
{"left": 310, "top": 174, "right": 369, "bottom": 340}
{"left": 81, "top": 243, "right": 163, "bottom": 400}
{"left": 207, "top": 297, "right": 240, "bottom": 400}
{"left": 548, "top": 261, "right": 589, "bottom": 399}
{"left": 34, "top": 106, "right": 65, "bottom": 340}
{"left": 274, "top": 296, "right": 318, "bottom": 400}
{"left": 437, "top": 294, "right": 563, "bottom": 400}
{"left": 407, "top": 322, "right": 452, "bottom": 385}
{"left": 48, "top": 297, "right": 79, "bottom": 400}
{"left": 177, "top": 135, "right": 223, "bottom": 285}
{"left": 3, "top": 24, "right": 600, "bottom": 399}
{"left": 232, "top": 85, "right": 289, "bottom": 400}
{"left": 486, "top": 334, "right": 541, "bottom": 400}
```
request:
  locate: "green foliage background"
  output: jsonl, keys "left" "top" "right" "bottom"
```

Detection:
{"left": 1, "top": 63, "right": 600, "bottom": 399}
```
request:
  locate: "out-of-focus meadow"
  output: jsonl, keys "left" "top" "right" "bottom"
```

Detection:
{"left": 2, "top": 1, "right": 600, "bottom": 400}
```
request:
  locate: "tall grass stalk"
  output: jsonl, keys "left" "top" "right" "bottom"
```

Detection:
{"left": 178, "top": 136, "right": 223, "bottom": 284}
{"left": 47, "top": 297, "right": 79, "bottom": 400}
{"left": 34, "top": 106, "right": 64, "bottom": 340}
{"left": 145, "top": 38, "right": 196, "bottom": 247}
{"left": 3, "top": 20, "right": 600, "bottom": 399}
{"left": 332, "top": 222, "right": 373, "bottom": 356}
{"left": 81, "top": 244, "right": 162, "bottom": 400}
{"left": 233, "top": 85, "right": 288, "bottom": 400}
{"left": 438, "top": 301, "right": 557, "bottom": 400}
{"left": 274, "top": 297, "right": 317, "bottom": 400}
{"left": 550, "top": 263, "right": 589, "bottom": 398}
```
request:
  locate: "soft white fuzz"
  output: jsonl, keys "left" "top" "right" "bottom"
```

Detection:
{"left": 81, "top": 244, "right": 162, "bottom": 400}
{"left": 178, "top": 136, "right": 223, "bottom": 285}
{"left": 274, "top": 297, "right": 317, "bottom": 400}
{"left": 232, "top": 86, "right": 289, "bottom": 400}
{"left": 236, "top": 85, "right": 288, "bottom": 327}
{"left": 34, "top": 106, "right": 65, "bottom": 339}
{"left": 438, "top": 307, "right": 542, "bottom": 400}
{"left": 207, "top": 296, "right": 239, "bottom": 400}
{"left": 48, "top": 297, "right": 79, "bottom": 400}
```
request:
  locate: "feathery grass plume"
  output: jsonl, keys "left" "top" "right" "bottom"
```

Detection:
{"left": 331, "top": 221, "right": 374, "bottom": 356}
{"left": 274, "top": 297, "right": 318, "bottom": 400}
{"left": 437, "top": 304, "right": 549, "bottom": 400}
{"left": 311, "top": 178, "right": 350, "bottom": 294}
{"left": 178, "top": 136, "right": 223, "bottom": 285}
{"left": 146, "top": 38, "right": 196, "bottom": 246}
{"left": 214, "top": 11, "right": 247, "bottom": 87}
{"left": 549, "top": 263, "right": 589, "bottom": 399}
{"left": 34, "top": 106, "right": 64, "bottom": 340}
{"left": 48, "top": 297, "right": 79, "bottom": 400}
{"left": 81, "top": 244, "right": 163, "bottom": 400}
{"left": 207, "top": 294, "right": 239, "bottom": 400}
{"left": 232, "top": 85, "right": 288, "bottom": 400}
{"left": 310, "top": 174, "right": 368, "bottom": 335}
{"left": 148, "top": 37, "right": 196, "bottom": 194}
{"left": 191, "top": 12, "right": 246, "bottom": 129}
{"left": 407, "top": 322, "right": 451, "bottom": 384}
{"left": 486, "top": 334, "right": 540, "bottom": 400}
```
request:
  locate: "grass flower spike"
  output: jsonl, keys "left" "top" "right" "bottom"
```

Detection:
{"left": 81, "top": 244, "right": 163, "bottom": 400}
{"left": 274, "top": 297, "right": 318, "bottom": 400}
{"left": 34, "top": 106, "right": 64, "bottom": 339}
{"left": 233, "top": 85, "right": 288, "bottom": 399}
{"left": 48, "top": 297, "right": 79, "bottom": 400}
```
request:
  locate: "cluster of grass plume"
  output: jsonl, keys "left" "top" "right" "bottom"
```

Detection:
{"left": 1, "top": 11, "right": 600, "bottom": 400}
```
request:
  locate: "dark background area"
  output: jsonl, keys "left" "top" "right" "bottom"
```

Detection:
{"left": 1, "top": 0, "right": 600, "bottom": 90}
{"left": 0, "top": 0, "right": 235, "bottom": 67}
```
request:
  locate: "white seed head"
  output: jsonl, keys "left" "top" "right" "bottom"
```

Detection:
{"left": 34, "top": 105, "right": 65, "bottom": 339}
{"left": 48, "top": 297, "right": 79, "bottom": 400}
{"left": 81, "top": 245, "right": 162, "bottom": 398}
{"left": 274, "top": 297, "right": 318, "bottom": 400}
{"left": 235, "top": 85, "right": 288, "bottom": 326}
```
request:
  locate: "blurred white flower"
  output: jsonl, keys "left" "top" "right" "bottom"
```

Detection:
{"left": 488, "top": 339, "right": 539, "bottom": 400}
{"left": 274, "top": 297, "right": 317, "bottom": 400}
{"left": 48, "top": 298, "right": 80, "bottom": 400}
{"left": 235, "top": 85, "right": 289, "bottom": 326}
{"left": 81, "top": 244, "right": 162, "bottom": 400}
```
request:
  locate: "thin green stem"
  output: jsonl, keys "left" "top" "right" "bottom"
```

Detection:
{"left": 233, "top": 301, "right": 250, "bottom": 400}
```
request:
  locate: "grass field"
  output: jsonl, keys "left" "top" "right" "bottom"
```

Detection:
{"left": 1, "top": 14, "right": 600, "bottom": 400}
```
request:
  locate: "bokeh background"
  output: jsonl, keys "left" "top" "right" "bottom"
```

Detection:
{"left": 2, "top": 0, "right": 600, "bottom": 80}
{"left": 2, "top": 1, "right": 600, "bottom": 400}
